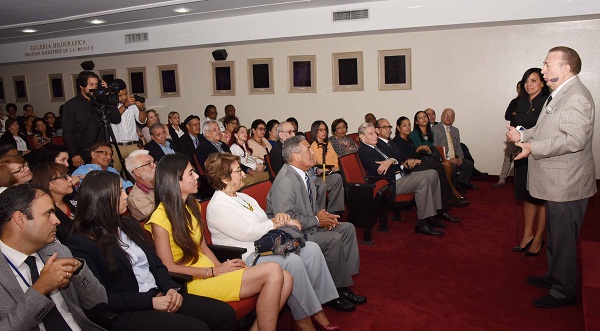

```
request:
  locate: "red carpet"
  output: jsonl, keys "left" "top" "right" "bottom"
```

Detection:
{"left": 275, "top": 177, "right": 597, "bottom": 330}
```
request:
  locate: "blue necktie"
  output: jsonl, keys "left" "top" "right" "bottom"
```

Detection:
{"left": 192, "top": 136, "right": 199, "bottom": 148}
{"left": 305, "top": 173, "right": 314, "bottom": 212}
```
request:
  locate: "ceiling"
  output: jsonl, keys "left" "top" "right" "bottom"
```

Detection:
{"left": 0, "top": 0, "right": 383, "bottom": 44}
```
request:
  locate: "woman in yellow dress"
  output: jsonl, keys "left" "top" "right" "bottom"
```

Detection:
{"left": 146, "top": 154, "right": 292, "bottom": 331}
{"left": 308, "top": 120, "right": 340, "bottom": 173}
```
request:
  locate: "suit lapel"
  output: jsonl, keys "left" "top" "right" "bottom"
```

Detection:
{"left": 0, "top": 251, "right": 26, "bottom": 303}
{"left": 284, "top": 164, "right": 315, "bottom": 214}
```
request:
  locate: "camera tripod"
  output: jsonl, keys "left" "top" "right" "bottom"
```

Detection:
{"left": 96, "top": 105, "right": 135, "bottom": 183}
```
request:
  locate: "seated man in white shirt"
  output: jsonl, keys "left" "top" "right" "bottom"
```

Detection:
{"left": 0, "top": 184, "right": 107, "bottom": 330}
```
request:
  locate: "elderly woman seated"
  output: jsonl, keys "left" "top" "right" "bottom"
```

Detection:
{"left": 205, "top": 153, "right": 341, "bottom": 331}
{"left": 328, "top": 118, "right": 358, "bottom": 157}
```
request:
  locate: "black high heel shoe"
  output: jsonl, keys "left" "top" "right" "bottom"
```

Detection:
{"left": 512, "top": 237, "right": 534, "bottom": 252}
{"left": 525, "top": 240, "right": 545, "bottom": 257}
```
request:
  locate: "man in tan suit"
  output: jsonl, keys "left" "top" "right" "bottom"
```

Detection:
{"left": 508, "top": 46, "right": 596, "bottom": 308}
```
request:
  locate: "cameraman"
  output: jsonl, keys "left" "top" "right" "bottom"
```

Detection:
{"left": 62, "top": 71, "right": 121, "bottom": 167}
{"left": 110, "top": 79, "right": 146, "bottom": 172}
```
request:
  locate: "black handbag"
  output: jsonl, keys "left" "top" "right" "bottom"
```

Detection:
{"left": 251, "top": 225, "right": 306, "bottom": 265}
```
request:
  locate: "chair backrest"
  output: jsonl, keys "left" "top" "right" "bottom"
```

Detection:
{"left": 304, "top": 131, "right": 313, "bottom": 143}
{"left": 347, "top": 133, "right": 359, "bottom": 144}
{"left": 199, "top": 198, "right": 213, "bottom": 245}
{"left": 338, "top": 153, "right": 366, "bottom": 184}
{"left": 239, "top": 180, "right": 272, "bottom": 211}
{"left": 263, "top": 154, "right": 277, "bottom": 179}
{"left": 51, "top": 136, "right": 65, "bottom": 145}
{"left": 193, "top": 155, "right": 206, "bottom": 175}
{"left": 26, "top": 135, "right": 35, "bottom": 148}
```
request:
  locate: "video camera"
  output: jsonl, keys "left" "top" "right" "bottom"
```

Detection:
{"left": 133, "top": 95, "right": 145, "bottom": 103}
{"left": 90, "top": 81, "right": 121, "bottom": 106}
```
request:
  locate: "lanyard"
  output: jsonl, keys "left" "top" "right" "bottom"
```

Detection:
{"left": 3, "top": 253, "right": 33, "bottom": 287}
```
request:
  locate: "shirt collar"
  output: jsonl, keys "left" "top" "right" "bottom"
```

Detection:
{"left": 551, "top": 75, "right": 577, "bottom": 98}
{"left": 135, "top": 181, "right": 154, "bottom": 194}
{"left": 0, "top": 239, "right": 36, "bottom": 268}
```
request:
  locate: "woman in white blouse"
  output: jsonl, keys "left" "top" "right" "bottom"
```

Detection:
{"left": 205, "top": 153, "right": 340, "bottom": 331}
{"left": 228, "top": 126, "right": 266, "bottom": 172}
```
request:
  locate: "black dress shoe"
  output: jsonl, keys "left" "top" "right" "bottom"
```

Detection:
{"left": 533, "top": 294, "right": 576, "bottom": 308}
{"left": 527, "top": 276, "right": 552, "bottom": 289}
{"left": 338, "top": 287, "right": 367, "bottom": 305}
{"left": 427, "top": 217, "right": 447, "bottom": 228}
{"left": 462, "top": 182, "right": 479, "bottom": 190}
{"left": 457, "top": 186, "right": 468, "bottom": 194}
{"left": 450, "top": 196, "right": 470, "bottom": 207}
{"left": 325, "top": 297, "right": 355, "bottom": 312}
{"left": 415, "top": 224, "right": 444, "bottom": 236}
{"left": 439, "top": 212, "right": 461, "bottom": 223}
{"left": 512, "top": 237, "right": 534, "bottom": 252}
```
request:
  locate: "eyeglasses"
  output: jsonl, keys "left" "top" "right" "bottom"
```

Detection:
{"left": 232, "top": 168, "right": 244, "bottom": 174}
{"left": 378, "top": 125, "right": 393, "bottom": 130}
{"left": 442, "top": 114, "right": 455, "bottom": 118}
{"left": 93, "top": 150, "right": 113, "bottom": 157}
{"left": 256, "top": 127, "right": 267, "bottom": 131}
{"left": 134, "top": 161, "right": 155, "bottom": 171}
{"left": 280, "top": 130, "right": 295, "bottom": 135}
{"left": 11, "top": 163, "right": 29, "bottom": 174}
{"left": 49, "top": 173, "right": 70, "bottom": 182}
{"left": 318, "top": 128, "right": 327, "bottom": 132}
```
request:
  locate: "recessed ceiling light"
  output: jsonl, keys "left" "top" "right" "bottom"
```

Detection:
{"left": 22, "top": 29, "right": 37, "bottom": 33}
{"left": 173, "top": 8, "right": 191, "bottom": 13}
{"left": 90, "top": 19, "right": 106, "bottom": 25}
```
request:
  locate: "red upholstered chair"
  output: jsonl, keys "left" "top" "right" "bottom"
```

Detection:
{"left": 347, "top": 133, "right": 359, "bottom": 144}
{"left": 51, "top": 136, "right": 65, "bottom": 145}
{"left": 304, "top": 131, "right": 313, "bottom": 143}
{"left": 239, "top": 180, "right": 272, "bottom": 210}
{"left": 26, "top": 135, "right": 35, "bottom": 148}
{"left": 199, "top": 199, "right": 258, "bottom": 326}
{"left": 338, "top": 153, "right": 394, "bottom": 245}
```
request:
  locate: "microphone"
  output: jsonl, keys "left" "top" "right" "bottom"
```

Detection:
{"left": 550, "top": 77, "right": 559, "bottom": 83}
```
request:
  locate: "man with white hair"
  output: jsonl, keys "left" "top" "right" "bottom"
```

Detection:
{"left": 125, "top": 150, "right": 156, "bottom": 220}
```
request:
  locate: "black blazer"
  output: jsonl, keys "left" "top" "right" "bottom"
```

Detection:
{"left": 66, "top": 218, "right": 179, "bottom": 330}
{"left": 269, "top": 140, "right": 284, "bottom": 175}
{"left": 357, "top": 141, "right": 407, "bottom": 181}
{"left": 178, "top": 133, "right": 204, "bottom": 161}
{"left": 196, "top": 140, "right": 249, "bottom": 173}
{"left": 167, "top": 125, "right": 182, "bottom": 151}
{"left": 0, "top": 132, "right": 31, "bottom": 150}
{"left": 144, "top": 139, "right": 178, "bottom": 162}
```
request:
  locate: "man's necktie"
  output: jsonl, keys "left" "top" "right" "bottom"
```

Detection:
{"left": 24, "top": 256, "right": 72, "bottom": 331}
{"left": 547, "top": 95, "right": 553, "bottom": 104}
{"left": 373, "top": 146, "right": 389, "bottom": 160}
{"left": 192, "top": 136, "right": 199, "bottom": 148}
{"left": 445, "top": 127, "right": 455, "bottom": 159}
{"left": 305, "top": 173, "right": 314, "bottom": 212}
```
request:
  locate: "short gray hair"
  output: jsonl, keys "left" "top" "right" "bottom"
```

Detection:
{"left": 125, "top": 149, "right": 151, "bottom": 174}
{"left": 357, "top": 122, "right": 374, "bottom": 135}
{"left": 282, "top": 135, "right": 307, "bottom": 163}
{"left": 277, "top": 121, "right": 293, "bottom": 134}
{"left": 150, "top": 122, "right": 166, "bottom": 136}
{"left": 202, "top": 119, "right": 219, "bottom": 134}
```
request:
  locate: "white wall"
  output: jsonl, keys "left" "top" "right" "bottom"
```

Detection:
{"left": 1, "top": 19, "right": 599, "bottom": 177}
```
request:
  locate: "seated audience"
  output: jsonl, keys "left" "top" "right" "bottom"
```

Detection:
{"left": 0, "top": 154, "right": 32, "bottom": 185}
{"left": 200, "top": 105, "right": 225, "bottom": 133}
{"left": 178, "top": 115, "right": 205, "bottom": 161}
{"left": 0, "top": 164, "right": 18, "bottom": 190}
{"left": 0, "top": 118, "right": 32, "bottom": 156}
{"left": 198, "top": 120, "right": 268, "bottom": 185}
{"left": 146, "top": 154, "right": 292, "bottom": 331}
{"left": 205, "top": 153, "right": 340, "bottom": 331}
{"left": 21, "top": 115, "right": 35, "bottom": 136}
{"left": 44, "top": 111, "right": 61, "bottom": 137}
{"left": 0, "top": 184, "right": 107, "bottom": 331}
{"left": 228, "top": 126, "right": 266, "bottom": 172}
{"left": 394, "top": 116, "right": 469, "bottom": 206}
{"left": 221, "top": 115, "right": 239, "bottom": 144}
{"left": 125, "top": 150, "right": 157, "bottom": 220}
{"left": 286, "top": 117, "right": 304, "bottom": 136}
{"left": 31, "top": 118, "right": 52, "bottom": 150}
{"left": 72, "top": 142, "right": 133, "bottom": 190}
{"left": 358, "top": 122, "right": 445, "bottom": 236}
{"left": 141, "top": 109, "right": 160, "bottom": 143}
{"left": 266, "top": 119, "right": 279, "bottom": 147}
{"left": 145, "top": 123, "right": 177, "bottom": 162}
{"left": 31, "top": 163, "right": 77, "bottom": 242}
{"left": 247, "top": 119, "right": 271, "bottom": 161}
{"left": 432, "top": 108, "right": 477, "bottom": 191}
{"left": 67, "top": 171, "right": 236, "bottom": 331}
{"left": 167, "top": 111, "right": 185, "bottom": 150}
{"left": 269, "top": 121, "right": 295, "bottom": 175}
{"left": 267, "top": 135, "right": 366, "bottom": 313}
{"left": 364, "top": 113, "right": 376, "bottom": 126}
{"left": 218, "top": 104, "right": 236, "bottom": 124}
{"left": 329, "top": 118, "right": 358, "bottom": 157}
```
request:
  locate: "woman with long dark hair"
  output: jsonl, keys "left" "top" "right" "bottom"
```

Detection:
{"left": 247, "top": 119, "right": 271, "bottom": 161}
{"left": 32, "top": 163, "right": 77, "bottom": 242}
{"left": 512, "top": 67, "right": 550, "bottom": 256}
{"left": 229, "top": 126, "right": 266, "bottom": 172}
{"left": 146, "top": 154, "right": 292, "bottom": 331}
{"left": 309, "top": 120, "right": 339, "bottom": 173}
{"left": 66, "top": 171, "right": 236, "bottom": 331}
{"left": 31, "top": 118, "right": 52, "bottom": 150}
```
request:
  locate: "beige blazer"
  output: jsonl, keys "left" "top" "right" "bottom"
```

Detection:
{"left": 523, "top": 76, "right": 596, "bottom": 202}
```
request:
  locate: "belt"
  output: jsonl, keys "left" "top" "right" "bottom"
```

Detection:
{"left": 116, "top": 141, "right": 137, "bottom": 146}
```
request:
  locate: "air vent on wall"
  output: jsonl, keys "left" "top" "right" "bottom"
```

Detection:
{"left": 332, "top": 9, "right": 369, "bottom": 22}
{"left": 125, "top": 33, "right": 149, "bottom": 44}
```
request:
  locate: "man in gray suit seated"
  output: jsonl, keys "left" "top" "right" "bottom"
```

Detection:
{"left": 0, "top": 184, "right": 107, "bottom": 330}
{"left": 267, "top": 135, "right": 366, "bottom": 312}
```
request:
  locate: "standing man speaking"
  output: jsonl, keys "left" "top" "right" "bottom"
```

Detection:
{"left": 507, "top": 46, "right": 596, "bottom": 308}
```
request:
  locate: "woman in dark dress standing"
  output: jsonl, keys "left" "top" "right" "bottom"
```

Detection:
{"left": 512, "top": 67, "right": 550, "bottom": 256}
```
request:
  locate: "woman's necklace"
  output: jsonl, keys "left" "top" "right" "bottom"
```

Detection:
{"left": 232, "top": 194, "right": 254, "bottom": 212}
